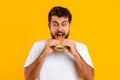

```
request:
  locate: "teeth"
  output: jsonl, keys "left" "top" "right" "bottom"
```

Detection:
{"left": 57, "top": 34, "right": 63, "bottom": 36}
{"left": 57, "top": 32, "right": 64, "bottom": 35}
{"left": 56, "top": 33, "right": 64, "bottom": 38}
{"left": 57, "top": 34, "right": 63, "bottom": 35}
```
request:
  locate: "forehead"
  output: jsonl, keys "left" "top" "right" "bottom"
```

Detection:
{"left": 51, "top": 16, "right": 69, "bottom": 23}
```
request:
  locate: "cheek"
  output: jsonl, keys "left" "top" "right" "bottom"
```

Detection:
{"left": 50, "top": 28, "right": 56, "bottom": 34}
{"left": 64, "top": 27, "right": 70, "bottom": 33}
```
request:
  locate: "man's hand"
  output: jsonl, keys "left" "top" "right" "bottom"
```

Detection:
{"left": 24, "top": 39, "right": 60, "bottom": 80}
{"left": 60, "top": 39, "right": 77, "bottom": 56}
{"left": 41, "top": 39, "right": 60, "bottom": 57}
{"left": 61, "top": 39, "right": 94, "bottom": 80}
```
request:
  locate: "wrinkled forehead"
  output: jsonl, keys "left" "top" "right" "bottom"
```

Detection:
{"left": 50, "top": 16, "right": 69, "bottom": 23}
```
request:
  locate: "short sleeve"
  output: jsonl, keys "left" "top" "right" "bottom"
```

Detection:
{"left": 76, "top": 42, "right": 94, "bottom": 68}
{"left": 24, "top": 41, "right": 46, "bottom": 68}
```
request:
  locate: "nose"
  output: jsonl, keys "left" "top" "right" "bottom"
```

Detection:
{"left": 57, "top": 26, "right": 63, "bottom": 31}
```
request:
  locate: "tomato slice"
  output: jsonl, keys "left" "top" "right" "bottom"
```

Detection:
{"left": 56, "top": 37, "right": 63, "bottom": 41}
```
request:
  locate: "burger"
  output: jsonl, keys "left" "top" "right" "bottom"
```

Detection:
{"left": 54, "top": 37, "right": 68, "bottom": 51}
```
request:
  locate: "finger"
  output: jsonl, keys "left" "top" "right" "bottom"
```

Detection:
{"left": 49, "top": 40, "right": 60, "bottom": 46}
{"left": 61, "top": 40, "right": 72, "bottom": 46}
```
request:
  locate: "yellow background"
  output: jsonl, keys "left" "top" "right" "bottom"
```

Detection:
{"left": 0, "top": 0, "right": 120, "bottom": 80}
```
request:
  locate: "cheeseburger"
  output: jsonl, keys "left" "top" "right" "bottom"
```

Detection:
{"left": 54, "top": 37, "right": 68, "bottom": 51}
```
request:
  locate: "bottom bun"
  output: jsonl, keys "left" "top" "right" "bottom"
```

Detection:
{"left": 54, "top": 47, "right": 66, "bottom": 51}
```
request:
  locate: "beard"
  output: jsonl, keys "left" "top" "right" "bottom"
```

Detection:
{"left": 50, "top": 31, "right": 70, "bottom": 39}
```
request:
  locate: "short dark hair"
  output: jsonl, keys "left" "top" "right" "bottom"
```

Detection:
{"left": 48, "top": 6, "right": 72, "bottom": 23}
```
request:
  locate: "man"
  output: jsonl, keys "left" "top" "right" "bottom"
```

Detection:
{"left": 24, "top": 6, "right": 94, "bottom": 80}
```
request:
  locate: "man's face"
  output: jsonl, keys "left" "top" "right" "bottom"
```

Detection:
{"left": 49, "top": 16, "right": 71, "bottom": 39}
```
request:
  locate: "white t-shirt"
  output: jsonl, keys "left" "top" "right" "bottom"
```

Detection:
{"left": 24, "top": 40, "right": 94, "bottom": 80}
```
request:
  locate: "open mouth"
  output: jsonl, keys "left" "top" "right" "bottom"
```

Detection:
{"left": 56, "top": 33, "right": 65, "bottom": 38}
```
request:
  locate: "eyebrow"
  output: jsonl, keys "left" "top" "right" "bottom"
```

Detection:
{"left": 51, "top": 20, "right": 68, "bottom": 24}
{"left": 62, "top": 21, "right": 68, "bottom": 23}
{"left": 51, "top": 21, "right": 58, "bottom": 24}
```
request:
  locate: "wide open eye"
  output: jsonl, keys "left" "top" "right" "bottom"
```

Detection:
{"left": 61, "top": 21, "right": 68, "bottom": 27}
{"left": 52, "top": 22, "right": 59, "bottom": 27}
